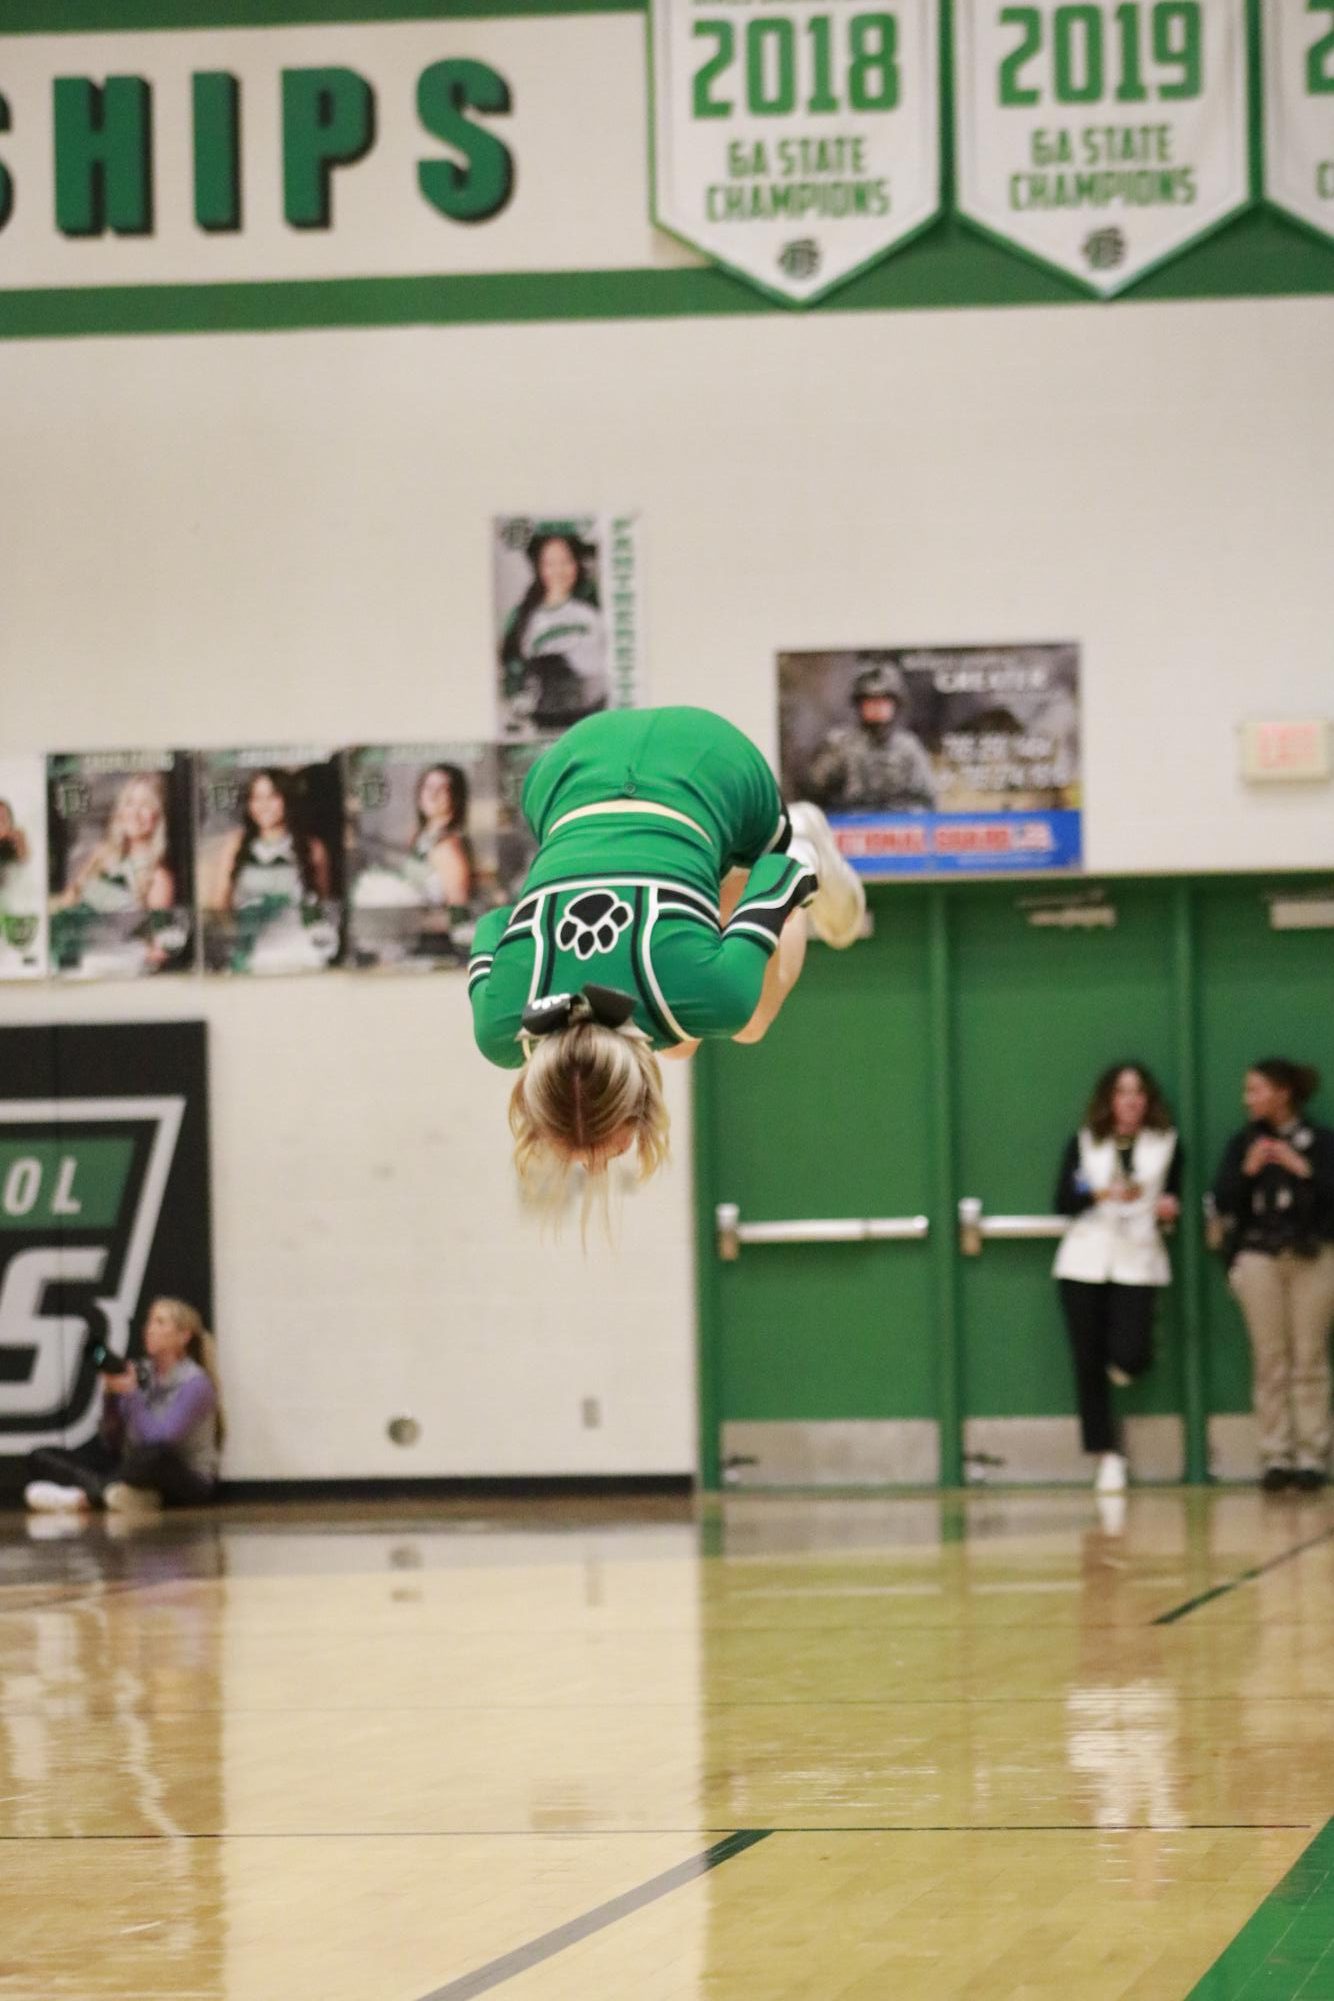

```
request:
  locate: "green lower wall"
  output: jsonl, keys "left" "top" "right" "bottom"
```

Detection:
{"left": 696, "top": 872, "right": 1334, "bottom": 1486}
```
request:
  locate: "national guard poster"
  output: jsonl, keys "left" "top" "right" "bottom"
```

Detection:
{"left": 1263, "top": 0, "right": 1334, "bottom": 245}
{"left": 779, "top": 644, "right": 1081, "bottom": 874}
{"left": 954, "top": 0, "right": 1249, "bottom": 296}
{"left": 650, "top": 0, "right": 941, "bottom": 305}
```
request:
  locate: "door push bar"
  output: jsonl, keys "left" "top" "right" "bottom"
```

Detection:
{"left": 957, "top": 1197, "right": 1066, "bottom": 1257}
{"left": 715, "top": 1203, "right": 931, "bottom": 1262}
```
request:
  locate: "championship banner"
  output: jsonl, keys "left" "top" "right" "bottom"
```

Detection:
{"left": 0, "top": 1021, "right": 212, "bottom": 1461}
{"left": 343, "top": 742, "right": 502, "bottom": 970}
{"left": 0, "top": 757, "right": 48, "bottom": 982}
{"left": 1264, "top": 0, "right": 1334, "bottom": 244}
{"left": 649, "top": 0, "right": 941, "bottom": 304}
{"left": 954, "top": 0, "right": 1249, "bottom": 295}
{"left": 0, "top": 17, "right": 668, "bottom": 294}
{"left": 778, "top": 643, "right": 1081, "bottom": 875}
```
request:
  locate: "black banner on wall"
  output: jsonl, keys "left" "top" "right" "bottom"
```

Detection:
{"left": 0, "top": 1021, "right": 212, "bottom": 1460}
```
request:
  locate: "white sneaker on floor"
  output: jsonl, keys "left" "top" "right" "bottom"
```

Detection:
{"left": 25, "top": 1513, "right": 90, "bottom": 1541}
{"left": 788, "top": 802, "right": 866, "bottom": 950}
{"left": 1094, "top": 1452, "right": 1128, "bottom": 1494}
{"left": 24, "top": 1481, "right": 90, "bottom": 1513}
{"left": 103, "top": 1482, "right": 162, "bottom": 1516}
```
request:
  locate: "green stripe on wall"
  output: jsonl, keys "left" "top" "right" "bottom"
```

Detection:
{"left": 1186, "top": 1820, "right": 1334, "bottom": 2000}
{"left": 2, "top": 210, "right": 1332, "bottom": 344}
{"left": 0, "top": 0, "right": 640, "bottom": 28}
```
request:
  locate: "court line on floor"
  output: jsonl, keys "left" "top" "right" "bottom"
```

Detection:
{"left": 414, "top": 1829, "right": 770, "bottom": 2000}
{"left": 1183, "top": 1816, "right": 1334, "bottom": 1999}
{"left": 1152, "top": 1524, "right": 1334, "bottom": 1626}
{"left": 0, "top": 1822, "right": 1310, "bottom": 1841}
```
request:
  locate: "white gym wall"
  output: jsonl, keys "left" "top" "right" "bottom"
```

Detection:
{"left": 1, "top": 285, "right": 1330, "bottom": 1476}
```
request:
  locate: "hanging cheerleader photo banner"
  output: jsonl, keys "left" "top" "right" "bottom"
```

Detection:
{"left": 649, "top": 0, "right": 941, "bottom": 304}
{"left": 0, "top": 759, "right": 48, "bottom": 982}
{"left": 46, "top": 752, "right": 196, "bottom": 979}
{"left": 495, "top": 744, "right": 544, "bottom": 902}
{"left": 1264, "top": 0, "right": 1334, "bottom": 244}
{"left": 343, "top": 743, "right": 505, "bottom": 970}
{"left": 778, "top": 643, "right": 1082, "bottom": 875}
{"left": 493, "top": 514, "right": 644, "bottom": 742}
{"left": 197, "top": 749, "right": 344, "bottom": 975}
{"left": 954, "top": 0, "right": 1250, "bottom": 295}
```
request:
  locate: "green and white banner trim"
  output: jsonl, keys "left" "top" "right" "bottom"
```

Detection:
{"left": 0, "top": 0, "right": 1332, "bottom": 331}
{"left": 954, "top": 0, "right": 1250, "bottom": 297}
{"left": 1263, "top": 0, "right": 1334, "bottom": 245}
{"left": 649, "top": 0, "right": 940, "bottom": 305}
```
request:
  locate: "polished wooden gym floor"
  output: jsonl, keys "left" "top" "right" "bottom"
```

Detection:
{"left": 1, "top": 1487, "right": 1331, "bottom": 2001}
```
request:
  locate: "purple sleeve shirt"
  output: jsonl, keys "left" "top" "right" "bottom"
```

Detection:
{"left": 120, "top": 1371, "right": 217, "bottom": 1450}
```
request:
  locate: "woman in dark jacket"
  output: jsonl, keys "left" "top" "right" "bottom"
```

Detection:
{"left": 1212, "top": 1059, "right": 1334, "bottom": 1493}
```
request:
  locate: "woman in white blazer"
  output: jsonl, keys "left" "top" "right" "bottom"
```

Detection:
{"left": 1053, "top": 1062, "right": 1182, "bottom": 1494}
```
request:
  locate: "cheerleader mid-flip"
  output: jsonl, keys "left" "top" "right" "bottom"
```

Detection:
{"left": 469, "top": 707, "right": 865, "bottom": 1183}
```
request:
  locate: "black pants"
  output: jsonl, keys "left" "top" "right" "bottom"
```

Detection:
{"left": 27, "top": 1438, "right": 216, "bottom": 1508}
{"left": 1059, "top": 1280, "right": 1158, "bottom": 1455}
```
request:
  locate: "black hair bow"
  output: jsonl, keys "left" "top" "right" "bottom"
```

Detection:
{"left": 521, "top": 985, "right": 637, "bottom": 1038}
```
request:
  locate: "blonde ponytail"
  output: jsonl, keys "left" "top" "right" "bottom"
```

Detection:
{"left": 509, "top": 1019, "right": 670, "bottom": 1215}
{"left": 155, "top": 1296, "right": 226, "bottom": 1448}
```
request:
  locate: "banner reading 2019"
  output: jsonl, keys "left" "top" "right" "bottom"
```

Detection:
{"left": 954, "top": 0, "right": 1249, "bottom": 295}
{"left": 650, "top": 0, "right": 940, "bottom": 305}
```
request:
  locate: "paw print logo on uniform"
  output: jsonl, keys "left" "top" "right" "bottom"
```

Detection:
{"left": 556, "top": 891, "right": 633, "bottom": 961}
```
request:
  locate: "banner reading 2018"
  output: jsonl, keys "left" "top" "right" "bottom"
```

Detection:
{"left": 650, "top": 0, "right": 940, "bottom": 304}
{"left": 954, "top": 0, "right": 1249, "bottom": 295}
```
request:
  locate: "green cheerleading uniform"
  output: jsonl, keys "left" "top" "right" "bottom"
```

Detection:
{"left": 469, "top": 708, "right": 815, "bottom": 1069}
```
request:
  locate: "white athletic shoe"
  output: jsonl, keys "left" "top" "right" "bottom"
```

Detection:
{"left": 103, "top": 1482, "right": 162, "bottom": 1516}
{"left": 788, "top": 802, "right": 866, "bottom": 950}
{"left": 1094, "top": 1452, "right": 1128, "bottom": 1494}
{"left": 25, "top": 1513, "right": 90, "bottom": 1542}
{"left": 24, "top": 1481, "right": 89, "bottom": 1513}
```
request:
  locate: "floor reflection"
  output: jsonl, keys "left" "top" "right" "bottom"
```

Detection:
{"left": 0, "top": 1490, "right": 1327, "bottom": 1999}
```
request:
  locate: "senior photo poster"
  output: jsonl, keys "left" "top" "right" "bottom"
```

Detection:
{"left": 196, "top": 749, "right": 344, "bottom": 975}
{"left": 46, "top": 751, "right": 196, "bottom": 978}
{"left": 494, "top": 742, "right": 544, "bottom": 901}
{"left": 343, "top": 743, "right": 503, "bottom": 969}
{"left": 493, "top": 513, "right": 644, "bottom": 742}
{"left": 0, "top": 757, "right": 48, "bottom": 981}
{"left": 779, "top": 644, "right": 1082, "bottom": 875}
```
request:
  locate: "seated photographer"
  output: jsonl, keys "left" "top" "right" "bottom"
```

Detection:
{"left": 24, "top": 1298, "right": 222, "bottom": 1516}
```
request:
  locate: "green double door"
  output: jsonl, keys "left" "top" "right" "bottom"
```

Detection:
{"left": 694, "top": 874, "right": 1333, "bottom": 1488}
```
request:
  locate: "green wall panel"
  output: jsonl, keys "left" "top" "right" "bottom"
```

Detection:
{"left": 705, "top": 889, "right": 937, "bottom": 1423}
{"left": 951, "top": 881, "right": 1180, "bottom": 1421}
{"left": 697, "top": 872, "right": 1332, "bottom": 1485}
{"left": 1194, "top": 879, "right": 1334, "bottom": 1417}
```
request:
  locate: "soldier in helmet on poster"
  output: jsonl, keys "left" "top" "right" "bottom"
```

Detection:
{"left": 806, "top": 660, "right": 938, "bottom": 812}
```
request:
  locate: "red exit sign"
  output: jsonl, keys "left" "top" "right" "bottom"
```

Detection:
{"left": 1240, "top": 719, "right": 1331, "bottom": 782}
